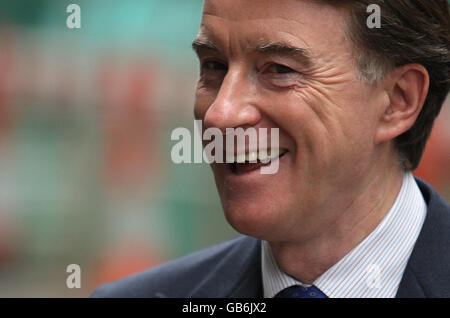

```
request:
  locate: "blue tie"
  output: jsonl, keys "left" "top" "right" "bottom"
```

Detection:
{"left": 275, "top": 285, "right": 328, "bottom": 298}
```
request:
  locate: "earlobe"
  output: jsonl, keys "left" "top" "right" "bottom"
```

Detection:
{"left": 374, "top": 64, "right": 429, "bottom": 145}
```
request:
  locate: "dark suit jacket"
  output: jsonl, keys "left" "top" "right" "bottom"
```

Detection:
{"left": 91, "top": 178, "right": 450, "bottom": 298}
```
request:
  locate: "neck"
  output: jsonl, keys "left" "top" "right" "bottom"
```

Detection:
{"left": 269, "top": 161, "right": 405, "bottom": 284}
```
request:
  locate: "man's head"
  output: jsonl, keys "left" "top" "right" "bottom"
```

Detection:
{"left": 192, "top": 0, "right": 449, "bottom": 242}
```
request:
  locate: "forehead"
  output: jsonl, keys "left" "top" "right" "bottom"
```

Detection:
{"left": 202, "top": 0, "right": 308, "bottom": 21}
{"left": 199, "top": 0, "right": 350, "bottom": 57}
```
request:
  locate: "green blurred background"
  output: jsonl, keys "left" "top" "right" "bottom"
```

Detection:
{"left": 0, "top": 0, "right": 448, "bottom": 297}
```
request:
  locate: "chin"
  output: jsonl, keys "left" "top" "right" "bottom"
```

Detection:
{"left": 221, "top": 198, "right": 289, "bottom": 241}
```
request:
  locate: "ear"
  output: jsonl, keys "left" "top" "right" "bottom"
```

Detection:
{"left": 374, "top": 64, "right": 429, "bottom": 144}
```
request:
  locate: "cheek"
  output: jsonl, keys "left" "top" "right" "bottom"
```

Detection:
{"left": 261, "top": 87, "right": 339, "bottom": 162}
{"left": 297, "top": 87, "right": 378, "bottom": 180}
{"left": 262, "top": 81, "right": 375, "bottom": 175}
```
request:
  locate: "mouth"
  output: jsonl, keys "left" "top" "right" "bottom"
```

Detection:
{"left": 228, "top": 148, "right": 289, "bottom": 175}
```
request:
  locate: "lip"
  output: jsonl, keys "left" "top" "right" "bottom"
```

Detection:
{"left": 222, "top": 151, "right": 290, "bottom": 185}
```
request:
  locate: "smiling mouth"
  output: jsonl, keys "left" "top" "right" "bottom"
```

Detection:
{"left": 228, "top": 148, "right": 289, "bottom": 174}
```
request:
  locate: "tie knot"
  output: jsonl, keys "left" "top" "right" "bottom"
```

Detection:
{"left": 274, "top": 285, "right": 327, "bottom": 298}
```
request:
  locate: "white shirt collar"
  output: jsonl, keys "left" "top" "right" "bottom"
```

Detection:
{"left": 261, "top": 172, "right": 427, "bottom": 298}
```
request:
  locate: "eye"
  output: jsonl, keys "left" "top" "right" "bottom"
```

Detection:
{"left": 266, "top": 64, "right": 296, "bottom": 74}
{"left": 200, "top": 60, "right": 227, "bottom": 74}
{"left": 260, "top": 63, "right": 302, "bottom": 88}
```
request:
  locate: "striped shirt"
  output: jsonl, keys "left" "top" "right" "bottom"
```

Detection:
{"left": 261, "top": 172, "right": 427, "bottom": 298}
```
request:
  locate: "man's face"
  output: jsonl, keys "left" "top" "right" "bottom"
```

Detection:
{"left": 193, "top": 0, "right": 387, "bottom": 242}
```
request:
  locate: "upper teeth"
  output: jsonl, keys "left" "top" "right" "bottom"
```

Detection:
{"left": 231, "top": 149, "right": 287, "bottom": 163}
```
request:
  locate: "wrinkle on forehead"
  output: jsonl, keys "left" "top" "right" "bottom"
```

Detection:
{"left": 197, "top": 15, "right": 312, "bottom": 57}
{"left": 201, "top": 0, "right": 347, "bottom": 25}
{"left": 197, "top": 17, "right": 349, "bottom": 67}
{"left": 199, "top": 0, "right": 349, "bottom": 52}
{"left": 197, "top": 21, "right": 311, "bottom": 50}
{"left": 202, "top": 0, "right": 329, "bottom": 22}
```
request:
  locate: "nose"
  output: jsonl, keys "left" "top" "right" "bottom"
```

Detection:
{"left": 203, "top": 67, "right": 262, "bottom": 132}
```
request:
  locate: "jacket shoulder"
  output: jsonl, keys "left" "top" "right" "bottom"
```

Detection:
{"left": 397, "top": 178, "right": 450, "bottom": 297}
{"left": 91, "top": 235, "right": 259, "bottom": 298}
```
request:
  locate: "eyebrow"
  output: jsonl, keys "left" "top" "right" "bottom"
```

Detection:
{"left": 254, "top": 42, "right": 314, "bottom": 67}
{"left": 192, "top": 38, "right": 314, "bottom": 68}
{"left": 192, "top": 38, "right": 220, "bottom": 54}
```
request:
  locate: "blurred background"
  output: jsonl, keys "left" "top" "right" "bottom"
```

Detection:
{"left": 0, "top": 0, "right": 448, "bottom": 297}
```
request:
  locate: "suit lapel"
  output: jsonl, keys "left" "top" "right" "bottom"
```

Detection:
{"left": 396, "top": 178, "right": 450, "bottom": 298}
{"left": 227, "top": 242, "right": 263, "bottom": 298}
{"left": 188, "top": 236, "right": 263, "bottom": 298}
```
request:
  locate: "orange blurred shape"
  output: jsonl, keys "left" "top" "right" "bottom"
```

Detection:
{"left": 96, "top": 57, "right": 161, "bottom": 189}
{"left": 91, "top": 243, "right": 166, "bottom": 289}
{"left": 414, "top": 115, "right": 450, "bottom": 190}
{"left": 0, "top": 211, "right": 19, "bottom": 268}
{"left": 0, "top": 28, "right": 15, "bottom": 136}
